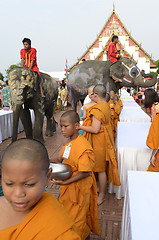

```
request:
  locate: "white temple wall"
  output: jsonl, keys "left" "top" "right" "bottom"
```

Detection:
{"left": 137, "top": 58, "right": 150, "bottom": 73}
{"left": 101, "top": 36, "right": 110, "bottom": 46}
{"left": 90, "top": 52, "right": 94, "bottom": 60}
{"left": 93, "top": 48, "right": 101, "bottom": 58}
{"left": 118, "top": 36, "right": 126, "bottom": 45}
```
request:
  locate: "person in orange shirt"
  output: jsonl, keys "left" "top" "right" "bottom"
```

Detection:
{"left": 0, "top": 139, "right": 80, "bottom": 240}
{"left": 79, "top": 85, "right": 120, "bottom": 205}
{"left": 108, "top": 35, "right": 122, "bottom": 83}
{"left": 52, "top": 110, "right": 100, "bottom": 240}
{"left": 20, "top": 38, "right": 45, "bottom": 98}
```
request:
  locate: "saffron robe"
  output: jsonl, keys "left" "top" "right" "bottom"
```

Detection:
{"left": 59, "top": 135, "right": 100, "bottom": 240}
{"left": 83, "top": 102, "right": 120, "bottom": 186}
{"left": 0, "top": 192, "right": 80, "bottom": 240}
{"left": 147, "top": 113, "right": 159, "bottom": 172}
{"left": 119, "top": 98, "right": 123, "bottom": 108}
{"left": 113, "top": 102, "right": 121, "bottom": 134}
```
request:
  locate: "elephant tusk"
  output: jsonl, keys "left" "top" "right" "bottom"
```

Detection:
{"left": 121, "top": 62, "right": 130, "bottom": 70}
{"left": 22, "top": 104, "right": 25, "bottom": 109}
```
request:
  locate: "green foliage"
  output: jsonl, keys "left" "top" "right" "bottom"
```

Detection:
{"left": 5, "top": 63, "right": 21, "bottom": 76}
{"left": 0, "top": 72, "right": 4, "bottom": 80}
{"left": 151, "top": 71, "right": 158, "bottom": 76}
{"left": 155, "top": 60, "right": 159, "bottom": 68}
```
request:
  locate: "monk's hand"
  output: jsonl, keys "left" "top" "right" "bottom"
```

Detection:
{"left": 78, "top": 124, "right": 82, "bottom": 130}
{"left": 51, "top": 179, "right": 66, "bottom": 185}
{"left": 150, "top": 155, "right": 156, "bottom": 167}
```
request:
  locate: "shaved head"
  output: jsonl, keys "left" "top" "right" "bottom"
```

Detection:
{"left": 88, "top": 85, "right": 95, "bottom": 94}
{"left": 113, "top": 95, "right": 119, "bottom": 101}
{"left": 93, "top": 84, "right": 106, "bottom": 98}
{"left": 2, "top": 139, "right": 50, "bottom": 173}
{"left": 110, "top": 90, "right": 115, "bottom": 95}
{"left": 61, "top": 110, "right": 80, "bottom": 124}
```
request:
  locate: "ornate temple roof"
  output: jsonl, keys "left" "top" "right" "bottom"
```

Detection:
{"left": 71, "top": 9, "right": 156, "bottom": 70}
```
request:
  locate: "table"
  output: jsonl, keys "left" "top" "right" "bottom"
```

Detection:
{"left": 0, "top": 109, "right": 35, "bottom": 144}
{"left": 121, "top": 171, "right": 159, "bottom": 240}
{"left": 108, "top": 122, "right": 152, "bottom": 199}
{"left": 120, "top": 108, "right": 151, "bottom": 122}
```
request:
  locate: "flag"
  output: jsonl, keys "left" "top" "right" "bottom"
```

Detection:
{"left": 65, "top": 58, "right": 68, "bottom": 79}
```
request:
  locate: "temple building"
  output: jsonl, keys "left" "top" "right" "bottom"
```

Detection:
{"left": 72, "top": 8, "right": 156, "bottom": 73}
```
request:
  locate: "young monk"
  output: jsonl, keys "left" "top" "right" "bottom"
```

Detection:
{"left": 79, "top": 84, "right": 120, "bottom": 205}
{"left": 146, "top": 107, "right": 159, "bottom": 172}
{"left": 112, "top": 95, "right": 121, "bottom": 136}
{"left": 52, "top": 110, "right": 100, "bottom": 240}
{"left": 0, "top": 138, "right": 80, "bottom": 240}
{"left": 82, "top": 85, "right": 96, "bottom": 119}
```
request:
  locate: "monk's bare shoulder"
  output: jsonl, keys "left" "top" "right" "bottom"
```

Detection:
{"left": 0, "top": 197, "right": 6, "bottom": 230}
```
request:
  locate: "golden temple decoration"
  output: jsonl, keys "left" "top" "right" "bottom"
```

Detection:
{"left": 90, "top": 48, "right": 93, "bottom": 53}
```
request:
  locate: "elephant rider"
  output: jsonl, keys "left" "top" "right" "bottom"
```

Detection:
{"left": 108, "top": 35, "right": 123, "bottom": 83}
{"left": 20, "top": 38, "right": 45, "bottom": 97}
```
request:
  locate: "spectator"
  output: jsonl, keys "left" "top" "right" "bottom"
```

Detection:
{"left": 1, "top": 81, "right": 11, "bottom": 110}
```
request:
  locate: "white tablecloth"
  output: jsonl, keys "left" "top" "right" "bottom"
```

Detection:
{"left": 0, "top": 109, "right": 35, "bottom": 143}
{"left": 120, "top": 108, "right": 151, "bottom": 122}
{"left": 121, "top": 171, "right": 159, "bottom": 240}
{"left": 108, "top": 122, "right": 152, "bottom": 199}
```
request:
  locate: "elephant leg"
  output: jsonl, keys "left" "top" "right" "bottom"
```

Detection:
{"left": 20, "top": 108, "right": 33, "bottom": 139}
{"left": 12, "top": 105, "right": 22, "bottom": 142}
{"left": 32, "top": 97, "right": 44, "bottom": 144}
{"left": 80, "top": 99, "right": 84, "bottom": 106}
{"left": 71, "top": 95, "right": 78, "bottom": 111}
{"left": 45, "top": 106, "right": 54, "bottom": 137}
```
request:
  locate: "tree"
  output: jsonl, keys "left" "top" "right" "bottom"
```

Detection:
{"left": 0, "top": 72, "right": 4, "bottom": 80}
{"left": 155, "top": 60, "right": 159, "bottom": 76}
{"left": 5, "top": 63, "right": 21, "bottom": 76}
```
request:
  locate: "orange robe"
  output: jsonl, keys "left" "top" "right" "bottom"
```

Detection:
{"left": 147, "top": 113, "right": 159, "bottom": 172}
{"left": 108, "top": 99, "right": 115, "bottom": 131}
{"left": 59, "top": 135, "right": 100, "bottom": 240}
{"left": 119, "top": 98, "right": 123, "bottom": 108}
{"left": 0, "top": 192, "right": 80, "bottom": 240}
{"left": 113, "top": 102, "right": 121, "bottom": 134}
{"left": 83, "top": 102, "right": 120, "bottom": 186}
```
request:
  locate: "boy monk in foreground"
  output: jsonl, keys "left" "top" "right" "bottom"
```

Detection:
{"left": 79, "top": 84, "right": 120, "bottom": 205}
{"left": 0, "top": 139, "right": 80, "bottom": 240}
{"left": 52, "top": 110, "right": 100, "bottom": 240}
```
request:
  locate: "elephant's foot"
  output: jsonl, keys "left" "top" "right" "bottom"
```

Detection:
{"left": 45, "top": 130, "right": 53, "bottom": 137}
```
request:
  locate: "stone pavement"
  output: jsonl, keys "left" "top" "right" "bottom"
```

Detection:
{"left": 0, "top": 105, "right": 124, "bottom": 240}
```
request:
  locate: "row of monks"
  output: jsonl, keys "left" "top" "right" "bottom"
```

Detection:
{"left": 1, "top": 85, "right": 158, "bottom": 240}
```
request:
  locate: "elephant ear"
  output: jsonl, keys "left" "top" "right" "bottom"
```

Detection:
{"left": 109, "top": 60, "right": 123, "bottom": 79}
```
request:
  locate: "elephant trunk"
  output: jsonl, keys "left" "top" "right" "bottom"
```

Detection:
{"left": 134, "top": 71, "right": 157, "bottom": 88}
{"left": 12, "top": 105, "right": 22, "bottom": 142}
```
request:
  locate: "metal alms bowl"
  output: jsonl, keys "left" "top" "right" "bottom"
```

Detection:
{"left": 49, "top": 163, "right": 72, "bottom": 180}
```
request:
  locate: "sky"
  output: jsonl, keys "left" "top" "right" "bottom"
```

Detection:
{"left": 0, "top": 0, "right": 159, "bottom": 76}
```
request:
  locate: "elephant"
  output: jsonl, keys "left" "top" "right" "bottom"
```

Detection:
{"left": 67, "top": 57, "right": 157, "bottom": 110}
{"left": 8, "top": 67, "right": 58, "bottom": 144}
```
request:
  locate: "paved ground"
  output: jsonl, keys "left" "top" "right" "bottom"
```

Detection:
{"left": 0, "top": 104, "right": 124, "bottom": 240}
